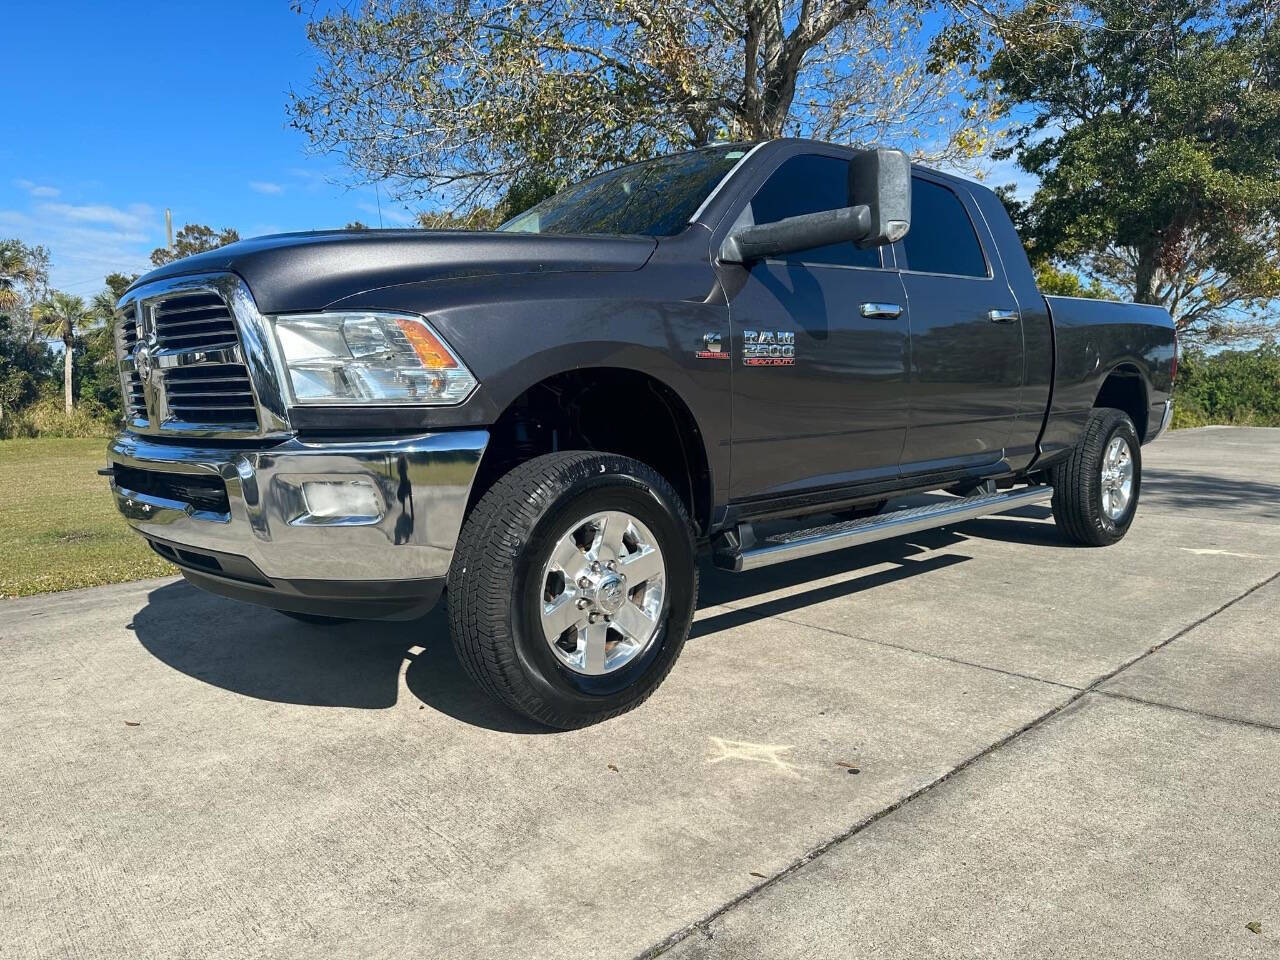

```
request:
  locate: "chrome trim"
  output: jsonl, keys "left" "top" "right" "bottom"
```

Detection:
{"left": 860, "top": 302, "right": 903, "bottom": 319}
{"left": 731, "top": 486, "right": 1054, "bottom": 572}
{"left": 687, "top": 141, "right": 768, "bottom": 224}
{"left": 115, "top": 273, "right": 291, "bottom": 440}
{"left": 1150, "top": 399, "right": 1174, "bottom": 442}
{"left": 108, "top": 430, "right": 489, "bottom": 583}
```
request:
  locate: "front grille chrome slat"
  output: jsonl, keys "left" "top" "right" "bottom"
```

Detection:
{"left": 115, "top": 283, "right": 263, "bottom": 434}
{"left": 153, "top": 301, "right": 227, "bottom": 317}
{"left": 152, "top": 291, "right": 238, "bottom": 350}
{"left": 164, "top": 362, "right": 258, "bottom": 426}
{"left": 159, "top": 332, "right": 240, "bottom": 345}
{"left": 162, "top": 390, "right": 254, "bottom": 399}
{"left": 152, "top": 317, "right": 235, "bottom": 331}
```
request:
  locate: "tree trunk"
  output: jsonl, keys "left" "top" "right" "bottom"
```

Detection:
{"left": 63, "top": 338, "right": 73, "bottom": 414}
{"left": 1133, "top": 245, "right": 1160, "bottom": 305}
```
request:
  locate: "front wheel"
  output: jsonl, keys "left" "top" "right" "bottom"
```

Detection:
{"left": 1049, "top": 407, "right": 1141, "bottom": 546}
{"left": 447, "top": 452, "right": 698, "bottom": 729}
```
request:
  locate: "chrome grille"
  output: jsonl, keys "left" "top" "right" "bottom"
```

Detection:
{"left": 118, "top": 309, "right": 146, "bottom": 420}
{"left": 114, "top": 274, "right": 288, "bottom": 438}
{"left": 163, "top": 364, "right": 257, "bottom": 427}
{"left": 153, "top": 291, "right": 238, "bottom": 350}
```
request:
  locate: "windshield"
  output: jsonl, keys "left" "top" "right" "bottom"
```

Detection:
{"left": 498, "top": 144, "right": 753, "bottom": 237}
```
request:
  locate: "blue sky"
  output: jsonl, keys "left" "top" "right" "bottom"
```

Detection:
{"left": 1, "top": 1, "right": 417, "bottom": 296}
{"left": 2, "top": 2, "right": 1037, "bottom": 298}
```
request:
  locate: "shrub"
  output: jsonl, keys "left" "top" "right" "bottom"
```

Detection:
{"left": 1173, "top": 342, "right": 1280, "bottom": 427}
{"left": 0, "top": 395, "right": 116, "bottom": 439}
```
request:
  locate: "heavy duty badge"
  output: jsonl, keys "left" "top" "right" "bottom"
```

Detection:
{"left": 742, "top": 330, "right": 795, "bottom": 366}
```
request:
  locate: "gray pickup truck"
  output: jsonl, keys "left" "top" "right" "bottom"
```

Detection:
{"left": 107, "top": 138, "right": 1176, "bottom": 727}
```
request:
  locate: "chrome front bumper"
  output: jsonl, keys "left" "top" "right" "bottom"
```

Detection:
{"left": 107, "top": 429, "right": 488, "bottom": 617}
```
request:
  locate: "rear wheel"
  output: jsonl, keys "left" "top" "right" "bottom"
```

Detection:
{"left": 447, "top": 452, "right": 697, "bottom": 729}
{"left": 1049, "top": 407, "right": 1141, "bottom": 546}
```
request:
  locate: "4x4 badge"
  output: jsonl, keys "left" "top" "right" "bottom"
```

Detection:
{"left": 696, "top": 332, "right": 729, "bottom": 360}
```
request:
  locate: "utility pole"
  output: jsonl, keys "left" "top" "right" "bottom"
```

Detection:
{"left": 165, "top": 208, "right": 174, "bottom": 253}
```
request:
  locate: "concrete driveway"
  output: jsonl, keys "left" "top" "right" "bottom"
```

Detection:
{"left": 2, "top": 427, "right": 1277, "bottom": 959}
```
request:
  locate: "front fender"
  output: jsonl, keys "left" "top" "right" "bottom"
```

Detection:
{"left": 290, "top": 263, "right": 734, "bottom": 503}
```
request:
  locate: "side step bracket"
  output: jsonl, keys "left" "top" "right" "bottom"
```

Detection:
{"left": 713, "top": 486, "right": 1054, "bottom": 573}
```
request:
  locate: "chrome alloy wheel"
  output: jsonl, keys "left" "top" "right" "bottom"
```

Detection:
{"left": 539, "top": 510, "right": 666, "bottom": 675}
{"left": 1100, "top": 435, "right": 1135, "bottom": 521}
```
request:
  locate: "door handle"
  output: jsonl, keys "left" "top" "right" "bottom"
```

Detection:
{"left": 860, "top": 302, "right": 903, "bottom": 319}
{"left": 988, "top": 309, "right": 1019, "bottom": 324}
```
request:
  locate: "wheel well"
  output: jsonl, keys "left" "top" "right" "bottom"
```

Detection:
{"left": 1094, "top": 365, "right": 1149, "bottom": 440}
{"left": 469, "top": 368, "right": 713, "bottom": 533}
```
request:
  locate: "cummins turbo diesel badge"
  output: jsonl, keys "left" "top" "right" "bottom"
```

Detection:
{"left": 742, "top": 330, "right": 795, "bottom": 366}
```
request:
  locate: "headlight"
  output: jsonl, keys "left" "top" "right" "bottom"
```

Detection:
{"left": 271, "top": 311, "right": 477, "bottom": 405}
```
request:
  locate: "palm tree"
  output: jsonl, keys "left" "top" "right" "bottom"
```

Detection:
{"left": 88, "top": 288, "right": 120, "bottom": 361}
{"left": 34, "top": 292, "right": 91, "bottom": 414}
{"left": 0, "top": 241, "right": 32, "bottom": 314}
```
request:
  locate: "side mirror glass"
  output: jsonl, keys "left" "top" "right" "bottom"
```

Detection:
{"left": 848, "top": 148, "right": 911, "bottom": 248}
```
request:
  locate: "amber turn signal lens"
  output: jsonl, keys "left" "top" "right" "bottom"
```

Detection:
{"left": 396, "top": 317, "right": 458, "bottom": 369}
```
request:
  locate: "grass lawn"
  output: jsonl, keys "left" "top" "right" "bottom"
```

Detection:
{"left": 0, "top": 437, "right": 174, "bottom": 598}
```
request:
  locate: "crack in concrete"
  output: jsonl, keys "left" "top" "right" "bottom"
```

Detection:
{"left": 1094, "top": 688, "right": 1280, "bottom": 735}
{"left": 634, "top": 567, "right": 1280, "bottom": 960}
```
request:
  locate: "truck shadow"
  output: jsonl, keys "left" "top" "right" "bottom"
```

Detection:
{"left": 131, "top": 580, "right": 549, "bottom": 734}
{"left": 1141, "top": 466, "right": 1280, "bottom": 519}
{"left": 130, "top": 510, "right": 1062, "bottom": 732}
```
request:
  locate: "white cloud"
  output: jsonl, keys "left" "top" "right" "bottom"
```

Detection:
{"left": 249, "top": 180, "right": 284, "bottom": 195}
{"left": 37, "top": 201, "right": 153, "bottom": 230}
{"left": 287, "top": 167, "right": 332, "bottom": 190}
{"left": 14, "top": 178, "right": 60, "bottom": 198}
{"left": 0, "top": 203, "right": 157, "bottom": 293}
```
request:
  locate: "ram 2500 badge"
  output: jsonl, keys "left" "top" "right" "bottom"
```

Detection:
{"left": 107, "top": 139, "right": 1176, "bottom": 728}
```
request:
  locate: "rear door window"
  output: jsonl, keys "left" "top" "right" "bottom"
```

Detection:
{"left": 899, "top": 178, "right": 988, "bottom": 278}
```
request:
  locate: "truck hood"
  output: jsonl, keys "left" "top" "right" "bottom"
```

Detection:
{"left": 129, "top": 230, "right": 658, "bottom": 314}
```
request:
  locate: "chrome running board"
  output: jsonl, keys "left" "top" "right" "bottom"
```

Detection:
{"left": 714, "top": 486, "right": 1054, "bottom": 573}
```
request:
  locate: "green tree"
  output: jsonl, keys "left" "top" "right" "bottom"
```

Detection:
{"left": 288, "top": 0, "right": 1002, "bottom": 214}
{"left": 79, "top": 272, "right": 139, "bottom": 419}
{"left": 0, "top": 239, "right": 50, "bottom": 339}
{"left": 34, "top": 292, "right": 91, "bottom": 414}
{"left": 987, "top": 0, "right": 1280, "bottom": 344}
{"left": 0, "top": 313, "right": 56, "bottom": 427}
{"left": 1175, "top": 341, "right": 1280, "bottom": 425}
{"left": 150, "top": 224, "right": 241, "bottom": 266}
{"left": 1034, "top": 263, "right": 1111, "bottom": 299}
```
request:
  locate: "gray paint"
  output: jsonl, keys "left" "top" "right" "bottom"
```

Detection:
{"left": 121, "top": 138, "right": 1176, "bottom": 532}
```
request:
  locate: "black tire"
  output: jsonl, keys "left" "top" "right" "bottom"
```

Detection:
{"left": 278, "top": 611, "right": 353, "bottom": 626}
{"left": 447, "top": 451, "right": 698, "bottom": 729}
{"left": 1049, "top": 407, "right": 1142, "bottom": 546}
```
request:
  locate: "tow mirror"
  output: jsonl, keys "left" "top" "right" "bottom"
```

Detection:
{"left": 849, "top": 147, "right": 911, "bottom": 249}
{"left": 719, "top": 206, "right": 871, "bottom": 264}
{"left": 720, "top": 147, "right": 912, "bottom": 264}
